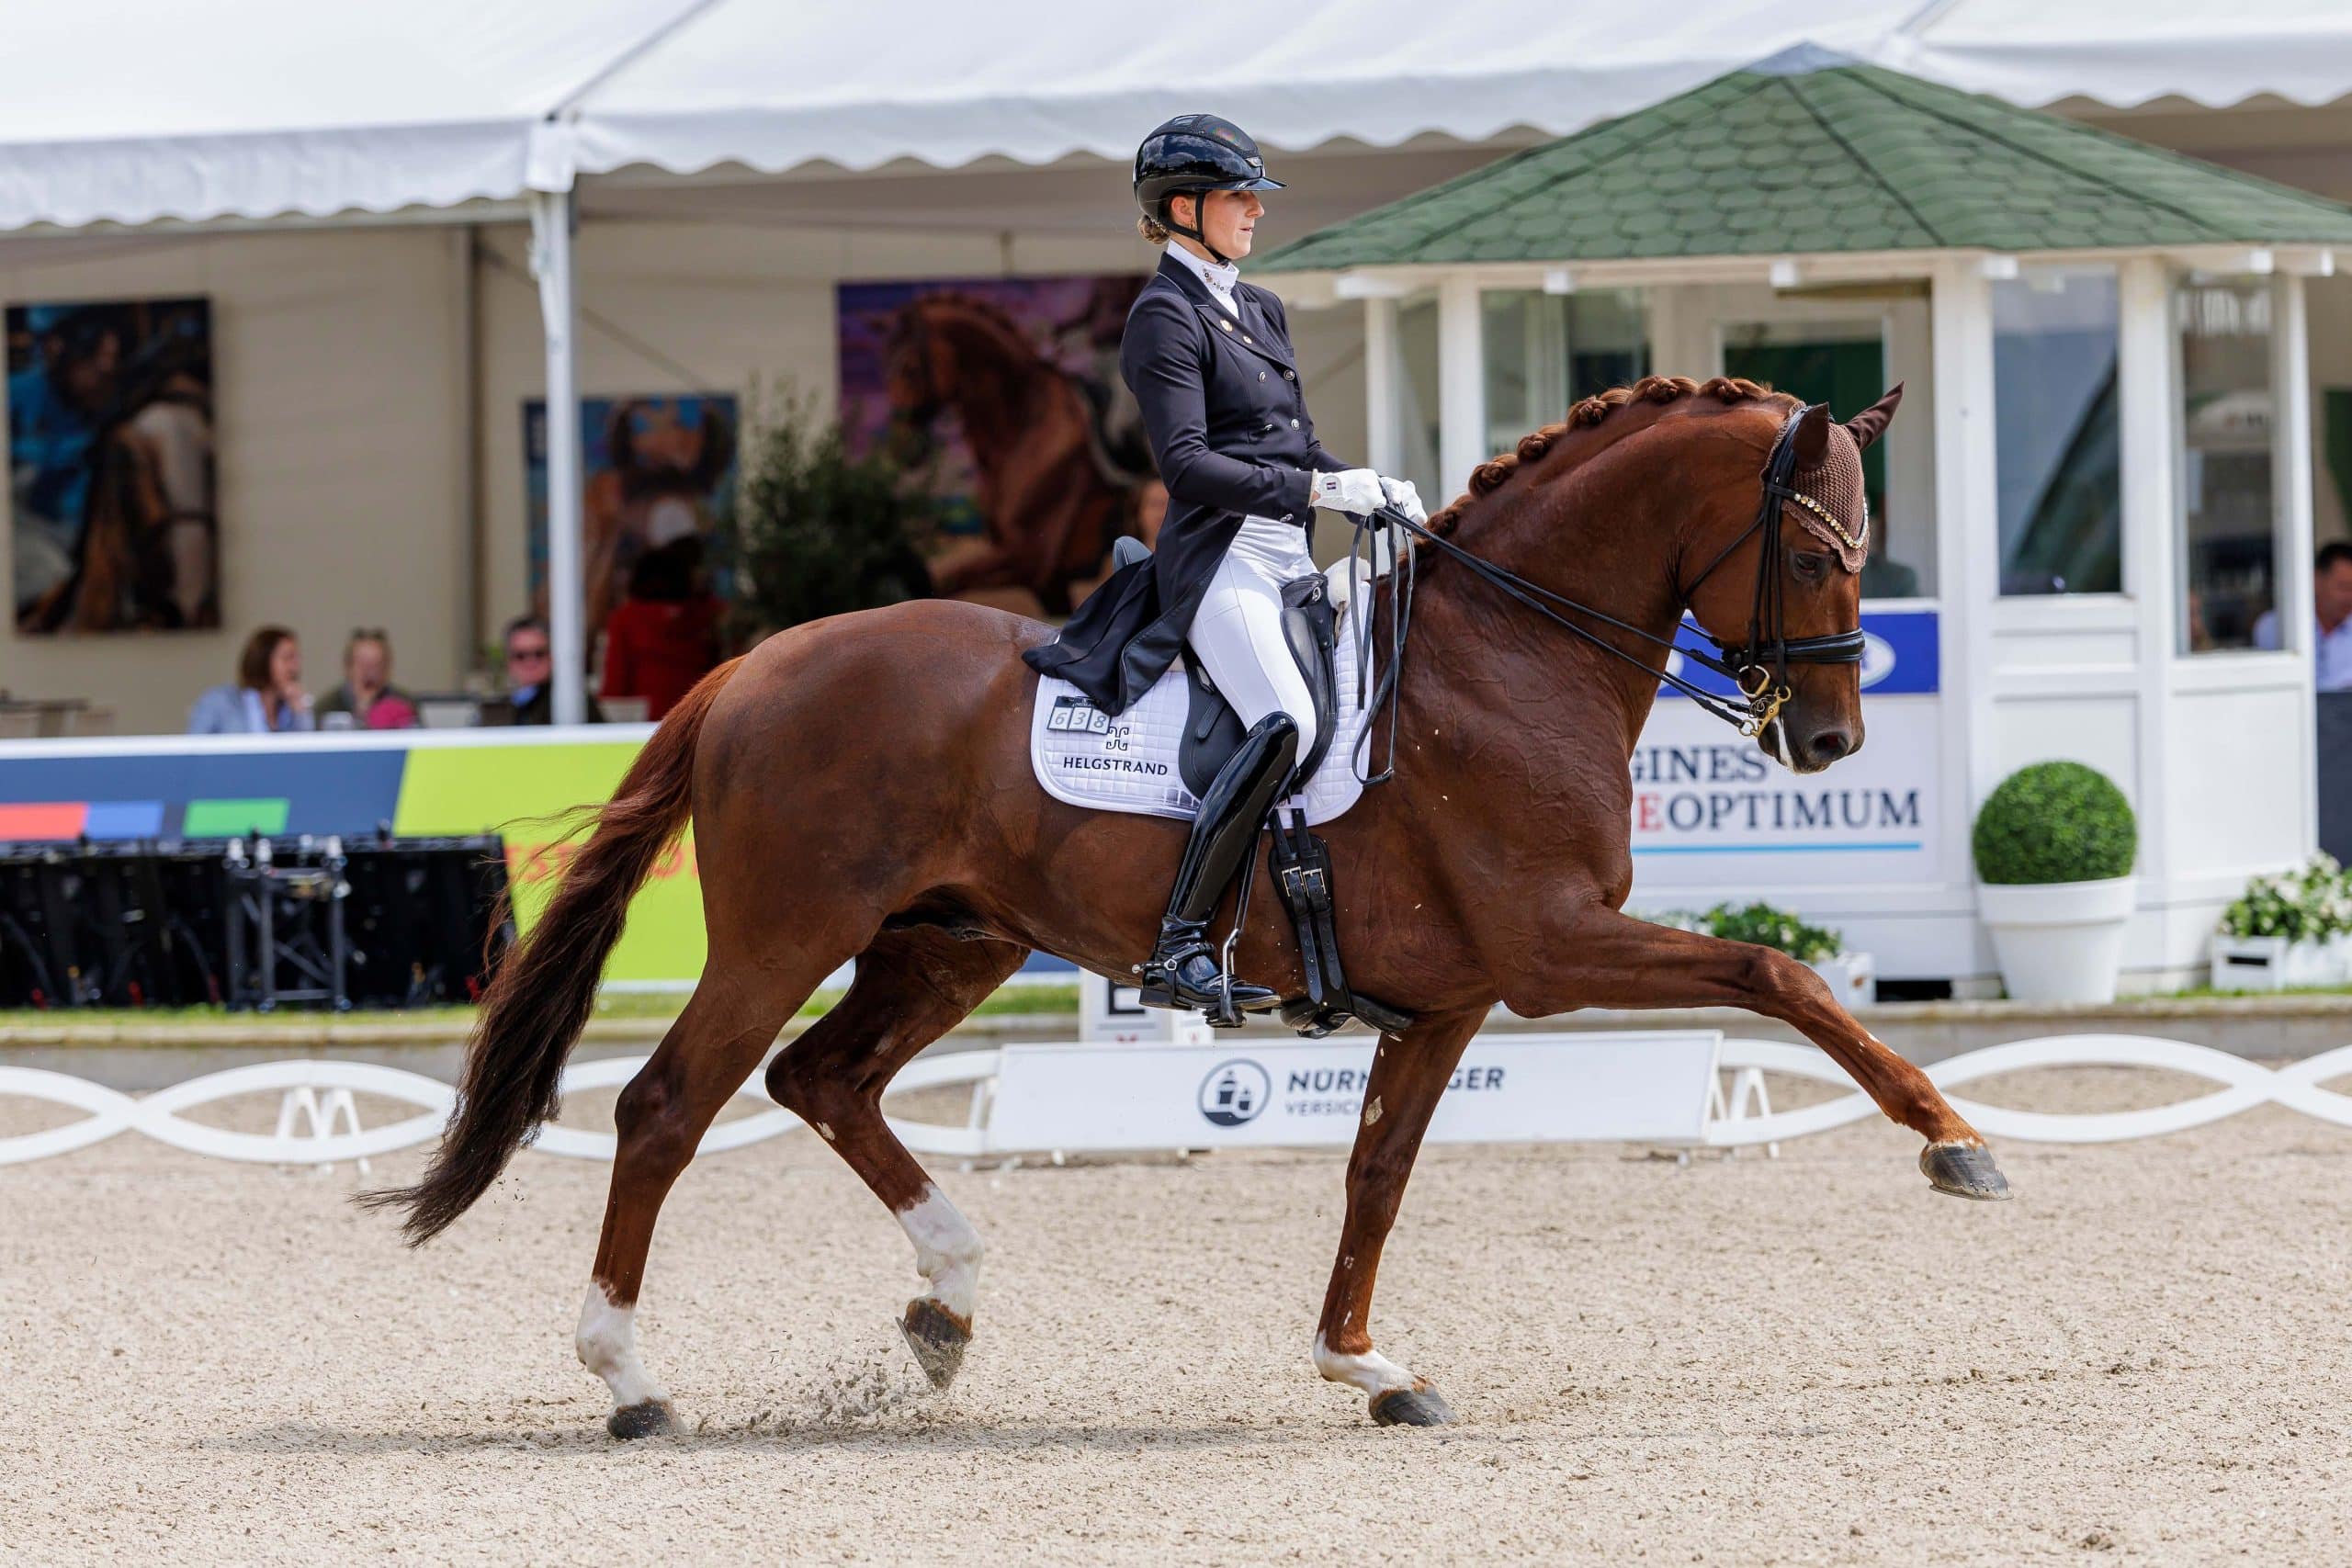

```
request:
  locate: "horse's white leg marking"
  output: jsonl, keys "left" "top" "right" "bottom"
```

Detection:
{"left": 1313, "top": 1331, "right": 1419, "bottom": 1397}
{"left": 897, "top": 1183, "right": 982, "bottom": 1323}
{"left": 575, "top": 1282, "right": 667, "bottom": 1409}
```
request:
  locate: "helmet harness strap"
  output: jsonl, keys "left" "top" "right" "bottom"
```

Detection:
{"left": 1165, "top": 189, "right": 1232, "bottom": 267}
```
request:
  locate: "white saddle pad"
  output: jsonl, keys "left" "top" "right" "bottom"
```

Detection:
{"left": 1030, "top": 562, "right": 1374, "bottom": 826}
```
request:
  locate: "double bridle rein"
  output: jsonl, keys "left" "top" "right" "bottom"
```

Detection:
{"left": 1349, "top": 406, "right": 1867, "bottom": 780}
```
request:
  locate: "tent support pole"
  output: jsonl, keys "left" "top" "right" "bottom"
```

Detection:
{"left": 530, "top": 186, "right": 586, "bottom": 726}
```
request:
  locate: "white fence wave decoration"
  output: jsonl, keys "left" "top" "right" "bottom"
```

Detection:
{"left": 2, "top": 1035, "right": 2348, "bottom": 1170}
{"left": 0, "top": 1053, "right": 1000, "bottom": 1169}
{"left": 1706, "top": 1035, "right": 2352, "bottom": 1147}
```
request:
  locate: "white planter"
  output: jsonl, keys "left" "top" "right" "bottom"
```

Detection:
{"left": 2209, "top": 933, "right": 2345, "bottom": 992}
{"left": 1975, "top": 877, "right": 2135, "bottom": 1004}
{"left": 1807, "top": 951, "right": 1877, "bottom": 1010}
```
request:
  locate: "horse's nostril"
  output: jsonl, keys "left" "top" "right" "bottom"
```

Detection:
{"left": 1810, "top": 729, "right": 1853, "bottom": 764}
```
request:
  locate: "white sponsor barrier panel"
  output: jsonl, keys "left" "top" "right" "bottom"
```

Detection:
{"left": 985, "top": 1032, "right": 1723, "bottom": 1153}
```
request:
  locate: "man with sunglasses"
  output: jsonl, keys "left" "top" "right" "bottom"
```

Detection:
{"left": 486, "top": 615, "right": 603, "bottom": 726}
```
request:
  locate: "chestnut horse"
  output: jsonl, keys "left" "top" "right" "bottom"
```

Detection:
{"left": 885, "top": 294, "right": 1140, "bottom": 614}
{"left": 368, "top": 375, "right": 2009, "bottom": 1438}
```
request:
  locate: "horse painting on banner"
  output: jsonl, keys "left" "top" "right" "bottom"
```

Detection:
{"left": 366, "top": 374, "right": 2009, "bottom": 1438}
{"left": 880, "top": 291, "right": 1150, "bottom": 615}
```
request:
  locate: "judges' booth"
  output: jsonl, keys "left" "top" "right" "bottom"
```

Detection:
{"left": 1259, "top": 47, "right": 2352, "bottom": 992}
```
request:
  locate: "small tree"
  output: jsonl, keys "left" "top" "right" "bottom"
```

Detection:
{"left": 718, "top": 389, "right": 937, "bottom": 638}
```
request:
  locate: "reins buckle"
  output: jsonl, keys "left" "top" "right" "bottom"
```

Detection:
{"left": 1736, "top": 665, "right": 1793, "bottom": 739}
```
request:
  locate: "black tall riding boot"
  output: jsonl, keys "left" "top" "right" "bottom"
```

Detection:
{"left": 1136, "top": 713, "right": 1300, "bottom": 1016}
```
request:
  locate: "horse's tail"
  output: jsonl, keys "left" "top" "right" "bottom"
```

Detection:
{"left": 358, "top": 658, "right": 744, "bottom": 1245}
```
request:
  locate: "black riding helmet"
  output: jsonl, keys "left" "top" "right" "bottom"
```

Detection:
{"left": 1134, "top": 114, "right": 1283, "bottom": 265}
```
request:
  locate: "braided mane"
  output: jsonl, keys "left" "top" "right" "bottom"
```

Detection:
{"left": 1423, "top": 374, "right": 1792, "bottom": 538}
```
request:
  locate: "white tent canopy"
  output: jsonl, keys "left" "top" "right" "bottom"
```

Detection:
{"left": 548, "top": 0, "right": 1925, "bottom": 185}
{"left": 1883, "top": 0, "right": 2352, "bottom": 110}
{"left": 8, "top": 0, "right": 2352, "bottom": 234}
{"left": 0, "top": 0, "right": 690, "bottom": 230}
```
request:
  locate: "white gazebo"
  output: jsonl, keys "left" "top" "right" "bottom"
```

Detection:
{"left": 1256, "top": 48, "right": 2352, "bottom": 988}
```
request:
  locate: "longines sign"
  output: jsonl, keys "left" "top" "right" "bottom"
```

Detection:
{"left": 1634, "top": 606, "right": 1941, "bottom": 886}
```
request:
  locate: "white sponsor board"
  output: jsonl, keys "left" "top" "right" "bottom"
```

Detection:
{"left": 983, "top": 1032, "right": 1722, "bottom": 1152}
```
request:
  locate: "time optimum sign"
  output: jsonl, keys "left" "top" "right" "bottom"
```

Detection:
{"left": 1634, "top": 607, "right": 1939, "bottom": 886}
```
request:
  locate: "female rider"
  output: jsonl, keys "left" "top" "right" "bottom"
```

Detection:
{"left": 1024, "top": 113, "right": 1426, "bottom": 1016}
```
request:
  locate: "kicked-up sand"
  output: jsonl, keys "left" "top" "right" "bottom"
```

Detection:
{"left": 1, "top": 1062, "right": 2348, "bottom": 1563}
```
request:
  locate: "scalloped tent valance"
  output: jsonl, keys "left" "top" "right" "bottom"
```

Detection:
{"left": 7, "top": 0, "right": 2352, "bottom": 232}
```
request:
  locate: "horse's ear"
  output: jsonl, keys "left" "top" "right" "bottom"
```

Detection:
{"left": 1844, "top": 383, "right": 1904, "bottom": 451}
{"left": 1793, "top": 401, "right": 1832, "bottom": 467}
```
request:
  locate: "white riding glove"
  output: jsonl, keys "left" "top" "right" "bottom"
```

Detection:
{"left": 1308, "top": 468, "right": 1386, "bottom": 516}
{"left": 1378, "top": 475, "right": 1426, "bottom": 525}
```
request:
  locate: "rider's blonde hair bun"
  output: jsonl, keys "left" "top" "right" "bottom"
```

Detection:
{"left": 1136, "top": 213, "right": 1171, "bottom": 246}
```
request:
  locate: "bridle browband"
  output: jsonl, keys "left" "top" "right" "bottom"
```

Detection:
{"left": 1349, "top": 406, "right": 1866, "bottom": 780}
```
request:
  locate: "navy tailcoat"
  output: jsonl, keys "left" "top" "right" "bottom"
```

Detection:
{"left": 1022, "top": 251, "right": 1351, "bottom": 712}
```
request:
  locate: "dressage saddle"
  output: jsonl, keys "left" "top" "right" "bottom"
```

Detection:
{"left": 1109, "top": 535, "right": 1409, "bottom": 1040}
{"left": 1107, "top": 534, "right": 1340, "bottom": 799}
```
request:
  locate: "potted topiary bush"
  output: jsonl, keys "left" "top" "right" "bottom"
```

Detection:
{"left": 2211, "top": 855, "right": 2352, "bottom": 990}
{"left": 1972, "top": 761, "right": 2138, "bottom": 1003}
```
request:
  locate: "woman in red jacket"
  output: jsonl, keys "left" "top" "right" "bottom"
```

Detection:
{"left": 599, "top": 538, "right": 723, "bottom": 721}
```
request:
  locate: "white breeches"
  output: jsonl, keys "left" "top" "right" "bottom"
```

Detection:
{"left": 1189, "top": 515, "right": 1319, "bottom": 763}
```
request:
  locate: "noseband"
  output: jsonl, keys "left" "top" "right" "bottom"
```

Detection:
{"left": 1351, "top": 407, "right": 1866, "bottom": 777}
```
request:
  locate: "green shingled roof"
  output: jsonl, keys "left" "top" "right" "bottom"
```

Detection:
{"left": 1254, "top": 47, "right": 2352, "bottom": 272}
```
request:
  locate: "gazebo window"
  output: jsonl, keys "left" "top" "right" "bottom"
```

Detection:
{"left": 2176, "top": 276, "right": 2280, "bottom": 653}
{"left": 1394, "top": 293, "right": 1443, "bottom": 507}
{"left": 1993, "top": 266, "right": 2123, "bottom": 597}
{"left": 1480, "top": 289, "right": 1649, "bottom": 457}
{"left": 1723, "top": 316, "right": 1927, "bottom": 600}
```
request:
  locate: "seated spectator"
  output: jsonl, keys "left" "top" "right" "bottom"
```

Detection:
{"left": 187, "top": 626, "right": 312, "bottom": 734}
{"left": 484, "top": 615, "right": 602, "bottom": 726}
{"left": 315, "top": 627, "right": 417, "bottom": 729}
{"left": 600, "top": 539, "right": 724, "bottom": 721}
{"left": 2254, "top": 541, "right": 2352, "bottom": 690}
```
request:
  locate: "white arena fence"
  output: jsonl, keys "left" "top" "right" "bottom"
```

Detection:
{"left": 3, "top": 1033, "right": 2350, "bottom": 1171}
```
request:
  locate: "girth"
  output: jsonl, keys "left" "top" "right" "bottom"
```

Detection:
{"left": 1266, "top": 808, "right": 1412, "bottom": 1038}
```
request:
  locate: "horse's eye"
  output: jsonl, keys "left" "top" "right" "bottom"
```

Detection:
{"left": 1792, "top": 551, "right": 1827, "bottom": 579}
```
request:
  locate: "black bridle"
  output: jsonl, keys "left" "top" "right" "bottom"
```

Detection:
{"left": 1348, "top": 406, "right": 1867, "bottom": 781}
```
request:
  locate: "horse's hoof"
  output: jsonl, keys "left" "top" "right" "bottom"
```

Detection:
{"left": 606, "top": 1399, "right": 674, "bottom": 1439}
{"left": 1370, "top": 1385, "right": 1457, "bottom": 1427}
{"left": 900, "top": 1297, "right": 971, "bottom": 1391}
{"left": 1921, "top": 1141, "right": 2013, "bottom": 1201}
